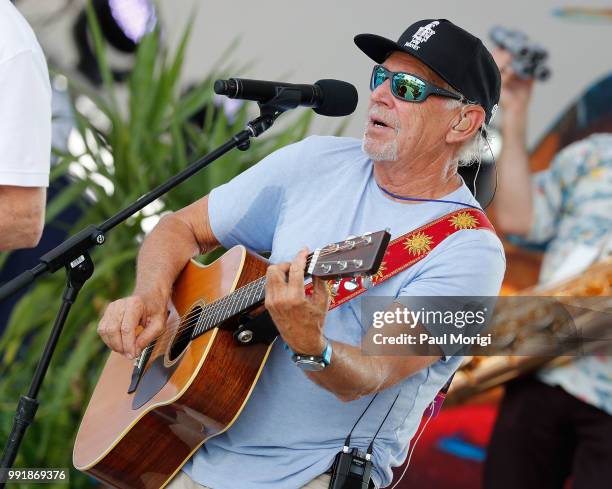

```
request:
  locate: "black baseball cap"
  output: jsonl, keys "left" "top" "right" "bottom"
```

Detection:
{"left": 355, "top": 19, "right": 500, "bottom": 123}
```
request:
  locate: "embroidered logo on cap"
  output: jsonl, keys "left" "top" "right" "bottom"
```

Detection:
{"left": 405, "top": 21, "right": 440, "bottom": 51}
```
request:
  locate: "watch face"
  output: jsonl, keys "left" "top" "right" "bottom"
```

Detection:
{"left": 295, "top": 358, "right": 326, "bottom": 371}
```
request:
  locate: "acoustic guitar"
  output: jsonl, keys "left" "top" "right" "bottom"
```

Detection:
{"left": 73, "top": 231, "right": 390, "bottom": 489}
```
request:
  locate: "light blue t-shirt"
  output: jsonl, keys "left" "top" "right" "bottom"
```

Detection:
{"left": 184, "top": 136, "right": 505, "bottom": 488}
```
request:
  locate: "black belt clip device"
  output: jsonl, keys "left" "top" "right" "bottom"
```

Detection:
{"left": 329, "top": 446, "right": 372, "bottom": 489}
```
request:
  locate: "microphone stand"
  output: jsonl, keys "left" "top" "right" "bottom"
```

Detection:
{"left": 0, "top": 91, "right": 302, "bottom": 483}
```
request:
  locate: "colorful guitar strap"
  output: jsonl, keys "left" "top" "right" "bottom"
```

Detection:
{"left": 305, "top": 208, "right": 495, "bottom": 307}
{"left": 305, "top": 207, "right": 497, "bottom": 416}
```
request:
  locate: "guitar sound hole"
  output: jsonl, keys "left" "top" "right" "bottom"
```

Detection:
{"left": 169, "top": 305, "right": 202, "bottom": 361}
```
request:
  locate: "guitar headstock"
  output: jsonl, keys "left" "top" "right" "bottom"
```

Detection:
{"left": 305, "top": 230, "right": 391, "bottom": 281}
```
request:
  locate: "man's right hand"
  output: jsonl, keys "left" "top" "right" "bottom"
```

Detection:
{"left": 95, "top": 196, "right": 219, "bottom": 360}
{"left": 97, "top": 291, "right": 169, "bottom": 360}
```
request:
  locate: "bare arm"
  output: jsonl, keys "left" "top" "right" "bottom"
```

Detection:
{"left": 306, "top": 323, "right": 440, "bottom": 402}
{"left": 266, "top": 250, "right": 440, "bottom": 402}
{"left": 491, "top": 48, "right": 535, "bottom": 236}
{"left": 133, "top": 196, "right": 219, "bottom": 300}
{"left": 0, "top": 185, "right": 46, "bottom": 250}
{"left": 97, "top": 195, "right": 220, "bottom": 358}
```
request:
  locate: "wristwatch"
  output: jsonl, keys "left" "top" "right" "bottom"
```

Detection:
{"left": 290, "top": 340, "right": 333, "bottom": 371}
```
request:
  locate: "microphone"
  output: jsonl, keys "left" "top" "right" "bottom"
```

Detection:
{"left": 213, "top": 78, "right": 358, "bottom": 117}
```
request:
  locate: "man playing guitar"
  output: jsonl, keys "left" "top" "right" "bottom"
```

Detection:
{"left": 96, "top": 19, "right": 505, "bottom": 489}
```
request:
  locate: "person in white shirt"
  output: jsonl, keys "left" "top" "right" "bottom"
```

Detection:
{"left": 0, "top": 0, "right": 51, "bottom": 251}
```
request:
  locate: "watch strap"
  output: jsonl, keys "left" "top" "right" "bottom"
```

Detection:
{"left": 288, "top": 340, "right": 332, "bottom": 369}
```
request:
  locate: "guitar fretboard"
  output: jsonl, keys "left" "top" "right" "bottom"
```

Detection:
{"left": 190, "top": 276, "right": 268, "bottom": 339}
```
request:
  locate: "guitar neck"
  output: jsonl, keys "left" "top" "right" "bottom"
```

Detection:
{"left": 189, "top": 253, "right": 317, "bottom": 340}
{"left": 186, "top": 230, "right": 390, "bottom": 342}
{"left": 191, "top": 276, "right": 266, "bottom": 339}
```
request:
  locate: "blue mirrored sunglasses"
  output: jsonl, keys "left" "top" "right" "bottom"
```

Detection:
{"left": 370, "top": 65, "right": 470, "bottom": 104}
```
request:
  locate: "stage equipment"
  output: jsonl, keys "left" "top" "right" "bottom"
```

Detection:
{"left": 490, "top": 26, "right": 551, "bottom": 81}
{"left": 329, "top": 393, "right": 400, "bottom": 489}
{"left": 0, "top": 86, "right": 342, "bottom": 486}
{"left": 214, "top": 78, "right": 358, "bottom": 117}
{"left": 73, "top": 0, "right": 157, "bottom": 85}
{"left": 330, "top": 448, "right": 374, "bottom": 489}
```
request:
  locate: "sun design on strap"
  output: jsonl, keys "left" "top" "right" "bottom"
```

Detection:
{"left": 325, "top": 280, "right": 338, "bottom": 304}
{"left": 403, "top": 232, "right": 433, "bottom": 256}
{"left": 450, "top": 211, "right": 479, "bottom": 230}
{"left": 372, "top": 261, "right": 387, "bottom": 283}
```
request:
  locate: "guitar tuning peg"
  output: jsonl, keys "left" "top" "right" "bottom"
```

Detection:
{"left": 361, "top": 275, "right": 374, "bottom": 290}
{"left": 343, "top": 277, "right": 359, "bottom": 292}
{"left": 343, "top": 235, "right": 357, "bottom": 249}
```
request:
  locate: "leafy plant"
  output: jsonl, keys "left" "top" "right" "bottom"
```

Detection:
{"left": 0, "top": 6, "right": 346, "bottom": 488}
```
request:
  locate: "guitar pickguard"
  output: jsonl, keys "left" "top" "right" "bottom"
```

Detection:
{"left": 132, "top": 355, "right": 179, "bottom": 409}
{"left": 131, "top": 301, "right": 196, "bottom": 409}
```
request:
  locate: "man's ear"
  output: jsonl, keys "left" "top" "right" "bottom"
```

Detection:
{"left": 446, "top": 105, "right": 486, "bottom": 144}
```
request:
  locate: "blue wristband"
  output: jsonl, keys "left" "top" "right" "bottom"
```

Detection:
{"left": 321, "top": 340, "right": 333, "bottom": 366}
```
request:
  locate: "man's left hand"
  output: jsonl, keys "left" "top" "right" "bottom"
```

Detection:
{"left": 265, "top": 247, "right": 330, "bottom": 355}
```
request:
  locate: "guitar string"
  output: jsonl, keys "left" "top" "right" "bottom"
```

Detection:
{"left": 144, "top": 253, "right": 313, "bottom": 348}
{"left": 148, "top": 252, "right": 336, "bottom": 354}
{"left": 145, "top": 275, "right": 267, "bottom": 354}
{"left": 136, "top": 238, "right": 372, "bottom": 353}
{"left": 158, "top": 255, "right": 306, "bottom": 338}
{"left": 164, "top": 273, "right": 264, "bottom": 331}
{"left": 142, "top": 255, "right": 318, "bottom": 353}
{"left": 160, "top": 258, "right": 363, "bottom": 352}
{"left": 131, "top": 236, "right": 375, "bottom": 355}
{"left": 154, "top": 232, "right": 381, "bottom": 350}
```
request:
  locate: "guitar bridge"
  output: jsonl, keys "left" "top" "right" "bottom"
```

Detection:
{"left": 127, "top": 345, "right": 152, "bottom": 394}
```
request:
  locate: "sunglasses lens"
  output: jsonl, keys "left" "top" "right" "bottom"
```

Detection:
{"left": 371, "top": 66, "right": 388, "bottom": 91}
{"left": 392, "top": 73, "right": 427, "bottom": 101}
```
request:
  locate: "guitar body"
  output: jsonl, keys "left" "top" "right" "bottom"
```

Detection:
{"left": 72, "top": 230, "right": 390, "bottom": 488}
{"left": 73, "top": 245, "right": 273, "bottom": 489}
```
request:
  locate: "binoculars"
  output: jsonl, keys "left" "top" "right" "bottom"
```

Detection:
{"left": 490, "top": 26, "right": 551, "bottom": 81}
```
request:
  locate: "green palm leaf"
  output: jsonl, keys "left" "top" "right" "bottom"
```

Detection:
{"left": 0, "top": 7, "right": 348, "bottom": 488}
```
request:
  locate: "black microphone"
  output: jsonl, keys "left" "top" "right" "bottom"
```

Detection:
{"left": 213, "top": 78, "right": 358, "bottom": 117}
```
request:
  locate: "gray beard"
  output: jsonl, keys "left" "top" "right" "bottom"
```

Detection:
{"left": 361, "top": 136, "right": 399, "bottom": 162}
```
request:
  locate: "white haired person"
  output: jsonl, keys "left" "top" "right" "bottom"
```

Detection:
{"left": 97, "top": 19, "right": 505, "bottom": 489}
